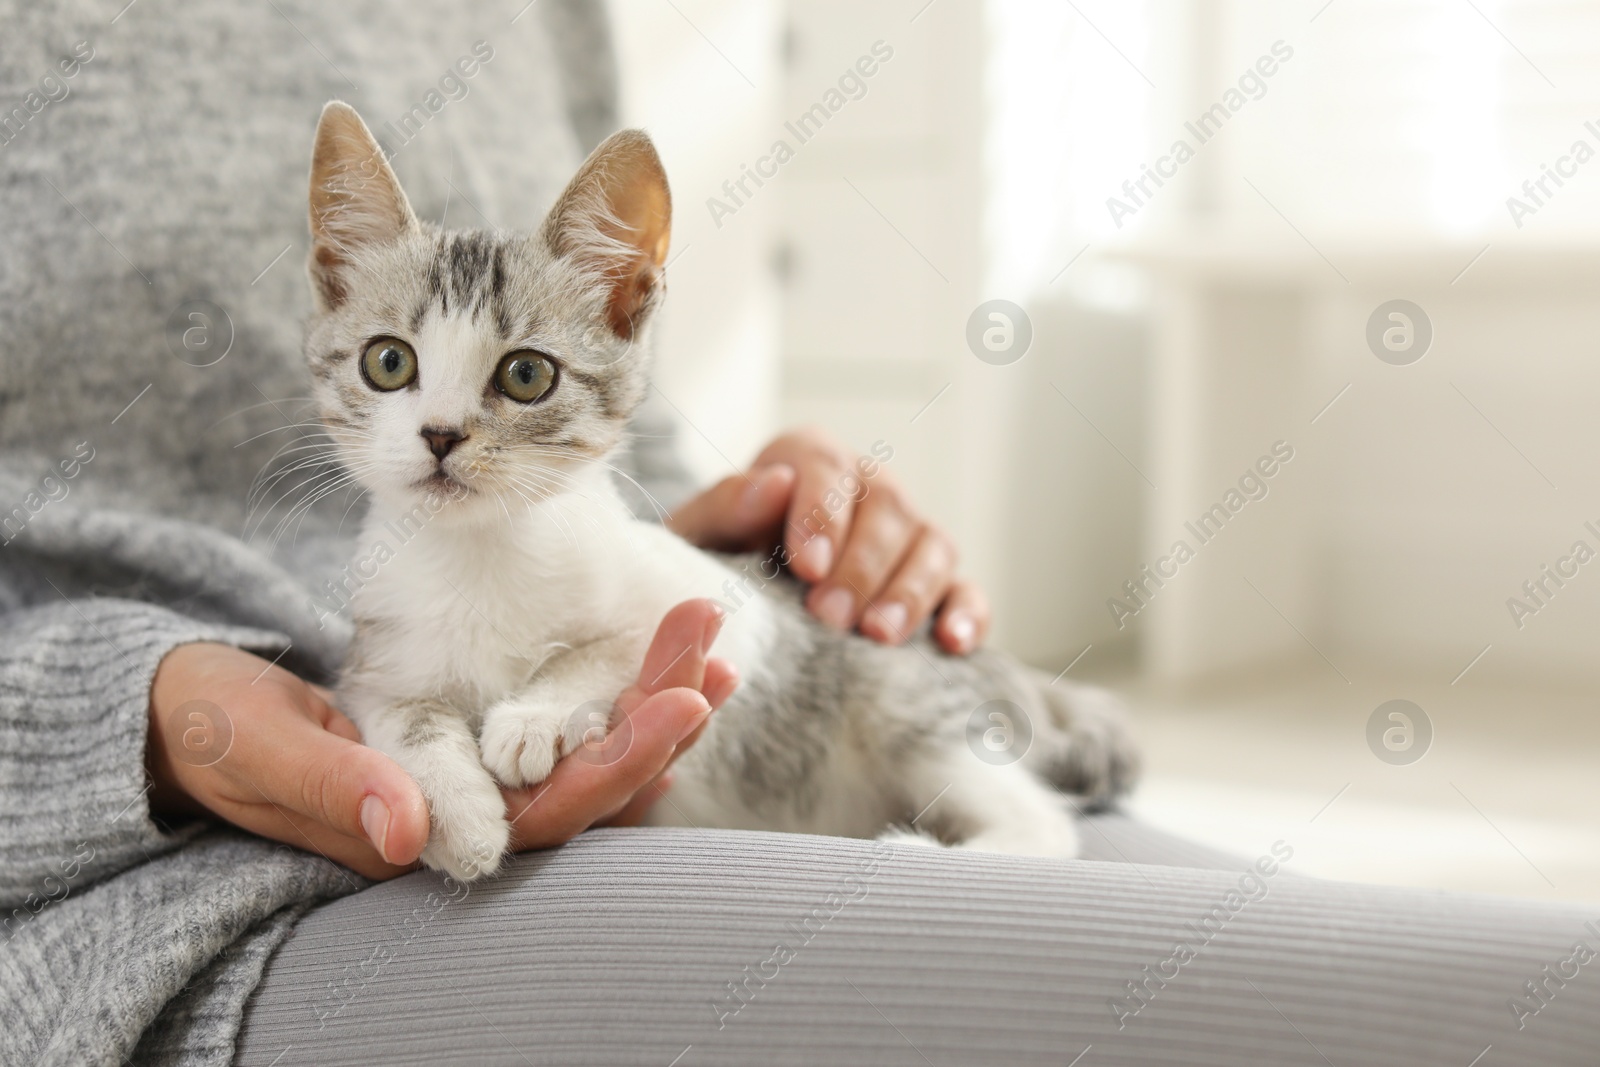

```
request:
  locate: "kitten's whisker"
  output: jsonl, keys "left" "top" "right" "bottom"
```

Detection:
{"left": 252, "top": 473, "right": 340, "bottom": 545}
{"left": 232, "top": 420, "right": 358, "bottom": 449}
{"left": 252, "top": 428, "right": 360, "bottom": 458}
{"left": 249, "top": 444, "right": 343, "bottom": 485}
{"left": 494, "top": 489, "right": 518, "bottom": 531}
{"left": 507, "top": 480, "right": 583, "bottom": 551}
{"left": 249, "top": 431, "right": 339, "bottom": 472}
{"left": 247, "top": 458, "right": 381, "bottom": 543}
{"left": 502, "top": 471, "right": 619, "bottom": 552}
{"left": 278, "top": 486, "right": 353, "bottom": 549}
{"left": 243, "top": 433, "right": 363, "bottom": 513}
{"left": 246, "top": 467, "right": 334, "bottom": 537}
{"left": 592, "top": 458, "right": 669, "bottom": 522}
{"left": 259, "top": 438, "right": 346, "bottom": 461}
{"left": 207, "top": 396, "right": 319, "bottom": 431}
{"left": 246, "top": 453, "right": 349, "bottom": 517}
{"left": 250, "top": 444, "right": 351, "bottom": 486}
{"left": 495, "top": 444, "right": 664, "bottom": 520}
{"left": 336, "top": 483, "right": 372, "bottom": 533}
{"left": 264, "top": 470, "right": 362, "bottom": 550}
{"left": 260, "top": 433, "right": 362, "bottom": 458}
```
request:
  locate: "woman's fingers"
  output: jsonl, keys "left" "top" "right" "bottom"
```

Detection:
{"left": 599, "top": 653, "right": 738, "bottom": 828}
{"left": 618, "top": 598, "right": 724, "bottom": 708}
{"left": 700, "top": 656, "right": 740, "bottom": 712}
{"left": 506, "top": 599, "right": 728, "bottom": 849}
{"left": 148, "top": 643, "right": 428, "bottom": 880}
{"left": 859, "top": 525, "right": 959, "bottom": 644}
{"left": 603, "top": 771, "right": 674, "bottom": 828}
{"left": 322, "top": 706, "right": 364, "bottom": 744}
{"left": 506, "top": 686, "right": 710, "bottom": 849}
{"left": 231, "top": 798, "right": 417, "bottom": 880}
{"left": 782, "top": 453, "right": 860, "bottom": 583}
{"left": 659, "top": 656, "right": 739, "bottom": 769}
{"left": 806, "top": 487, "right": 916, "bottom": 632}
{"left": 659, "top": 426, "right": 988, "bottom": 652}
{"left": 203, "top": 681, "right": 430, "bottom": 867}
{"left": 934, "top": 578, "right": 991, "bottom": 655}
{"left": 664, "top": 464, "right": 795, "bottom": 551}
{"left": 764, "top": 429, "right": 892, "bottom": 586}
{"left": 622, "top": 603, "right": 730, "bottom": 762}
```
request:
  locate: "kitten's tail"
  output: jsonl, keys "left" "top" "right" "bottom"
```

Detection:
{"left": 1022, "top": 677, "right": 1141, "bottom": 812}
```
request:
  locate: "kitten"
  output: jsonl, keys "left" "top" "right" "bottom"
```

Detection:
{"left": 305, "top": 102, "right": 1138, "bottom": 880}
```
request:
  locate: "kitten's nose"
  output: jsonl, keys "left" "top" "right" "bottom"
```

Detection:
{"left": 421, "top": 427, "right": 466, "bottom": 460}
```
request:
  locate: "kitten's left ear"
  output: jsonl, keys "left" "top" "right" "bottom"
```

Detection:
{"left": 307, "top": 101, "right": 419, "bottom": 311}
{"left": 543, "top": 129, "right": 672, "bottom": 341}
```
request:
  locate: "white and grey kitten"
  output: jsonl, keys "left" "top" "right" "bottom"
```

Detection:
{"left": 304, "top": 102, "right": 1138, "bottom": 880}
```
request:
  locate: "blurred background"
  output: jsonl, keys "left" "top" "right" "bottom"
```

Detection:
{"left": 608, "top": 0, "right": 1600, "bottom": 903}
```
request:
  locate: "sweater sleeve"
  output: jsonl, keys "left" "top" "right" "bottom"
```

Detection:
{"left": 0, "top": 595, "right": 289, "bottom": 921}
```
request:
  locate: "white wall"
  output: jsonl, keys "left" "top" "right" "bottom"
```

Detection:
{"left": 1113, "top": 0, "right": 1600, "bottom": 687}
{"left": 608, "top": 0, "right": 784, "bottom": 483}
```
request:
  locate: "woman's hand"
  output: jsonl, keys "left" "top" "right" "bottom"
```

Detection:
{"left": 146, "top": 600, "right": 736, "bottom": 879}
{"left": 514, "top": 599, "right": 738, "bottom": 839}
{"left": 666, "top": 426, "right": 990, "bottom": 653}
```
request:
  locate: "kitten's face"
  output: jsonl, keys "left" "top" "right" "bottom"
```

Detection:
{"left": 302, "top": 103, "right": 671, "bottom": 525}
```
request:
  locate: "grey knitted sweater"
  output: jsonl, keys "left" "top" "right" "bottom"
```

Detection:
{"left": 0, "top": 4, "right": 686, "bottom": 1063}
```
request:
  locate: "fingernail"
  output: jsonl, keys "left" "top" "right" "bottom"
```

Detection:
{"left": 700, "top": 604, "right": 726, "bottom": 654}
{"left": 803, "top": 535, "right": 833, "bottom": 576}
{"left": 876, "top": 601, "right": 908, "bottom": 637}
{"left": 816, "top": 587, "right": 854, "bottom": 630}
{"left": 360, "top": 795, "right": 392, "bottom": 863}
{"left": 947, "top": 612, "right": 976, "bottom": 652}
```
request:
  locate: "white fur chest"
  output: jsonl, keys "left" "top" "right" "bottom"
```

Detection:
{"left": 346, "top": 480, "right": 775, "bottom": 714}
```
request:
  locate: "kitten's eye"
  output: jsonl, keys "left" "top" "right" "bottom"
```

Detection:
{"left": 361, "top": 338, "right": 418, "bottom": 392}
{"left": 494, "top": 351, "right": 557, "bottom": 404}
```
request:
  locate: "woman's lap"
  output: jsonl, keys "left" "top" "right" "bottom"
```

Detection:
{"left": 235, "top": 823, "right": 1599, "bottom": 1066}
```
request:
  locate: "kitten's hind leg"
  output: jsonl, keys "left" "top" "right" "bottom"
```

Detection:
{"left": 905, "top": 750, "right": 1080, "bottom": 859}
{"left": 357, "top": 697, "right": 510, "bottom": 881}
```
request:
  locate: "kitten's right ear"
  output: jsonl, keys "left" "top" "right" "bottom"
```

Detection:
{"left": 307, "top": 101, "right": 417, "bottom": 311}
{"left": 542, "top": 129, "right": 672, "bottom": 342}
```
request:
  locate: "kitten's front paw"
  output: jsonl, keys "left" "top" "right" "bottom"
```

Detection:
{"left": 479, "top": 697, "right": 597, "bottom": 789}
{"left": 418, "top": 773, "right": 510, "bottom": 882}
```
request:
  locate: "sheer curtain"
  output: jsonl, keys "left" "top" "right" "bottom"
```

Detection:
{"left": 984, "top": 0, "right": 1600, "bottom": 295}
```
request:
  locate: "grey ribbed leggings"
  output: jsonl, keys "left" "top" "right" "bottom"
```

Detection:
{"left": 236, "top": 819, "right": 1600, "bottom": 1066}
